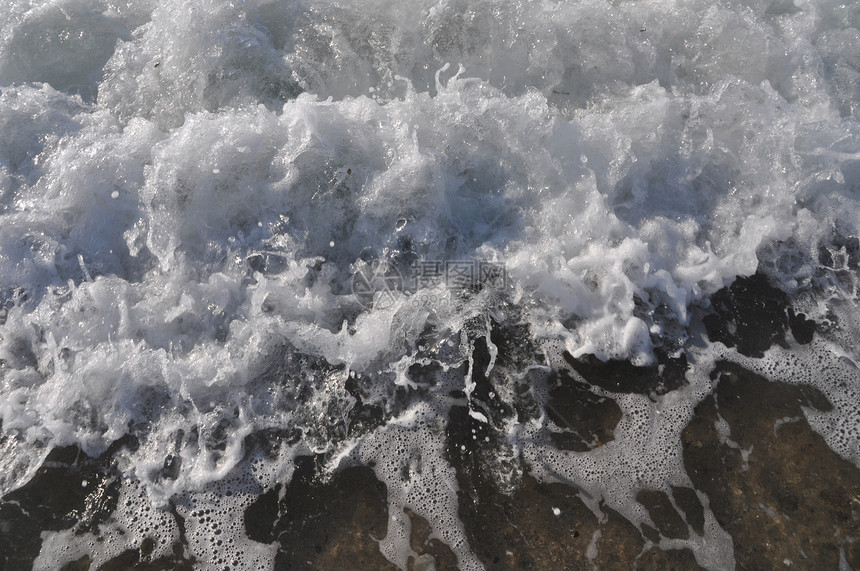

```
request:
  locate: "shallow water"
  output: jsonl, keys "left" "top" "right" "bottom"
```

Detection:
{"left": 0, "top": 0, "right": 859, "bottom": 569}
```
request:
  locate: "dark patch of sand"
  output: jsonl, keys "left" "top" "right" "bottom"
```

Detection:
{"left": 683, "top": 361, "right": 859, "bottom": 569}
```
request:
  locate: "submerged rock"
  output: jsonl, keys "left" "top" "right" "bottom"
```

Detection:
{"left": 682, "top": 361, "right": 860, "bottom": 569}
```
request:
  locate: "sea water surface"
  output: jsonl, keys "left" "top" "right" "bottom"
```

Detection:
{"left": 0, "top": 0, "right": 858, "bottom": 568}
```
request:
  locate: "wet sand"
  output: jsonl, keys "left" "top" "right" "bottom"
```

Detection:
{"left": 1, "top": 275, "right": 858, "bottom": 570}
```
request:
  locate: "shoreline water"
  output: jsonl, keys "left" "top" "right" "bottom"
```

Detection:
{"left": 2, "top": 274, "right": 858, "bottom": 570}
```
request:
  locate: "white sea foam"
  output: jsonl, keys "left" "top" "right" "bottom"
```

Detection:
{"left": 1, "top": 0, "right": 859, "bottom": 568}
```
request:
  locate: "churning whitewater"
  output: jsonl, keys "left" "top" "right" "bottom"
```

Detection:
{"left": 0, "top": 0, "right": 859, "bottom": 568}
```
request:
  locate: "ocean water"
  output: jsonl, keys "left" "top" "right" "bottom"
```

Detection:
{"left": 0, "top": 0, "right": 858, "bottom": 568}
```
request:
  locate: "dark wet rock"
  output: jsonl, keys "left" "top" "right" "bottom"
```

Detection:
{"left": 468, "top": 316, "right": 544, "bottom": 425}
{"left": 447, "top": 398, "right": 594, "bottom": 569}
{"left": 594, "top": 504, "right": 645, "bottom": 568}
{"left": 60, "top": 556, "right": 92, "bottom": 571}
{"left": 636, "top": 489, "right": 689, "bottom": 540}
{"left": 444, "top": 328, "right": 530, "bottom": 494}
{"left": 670, "top": 485, "right": 705, "bottom": 537}
{"left": 563, "top": 348, "right": 688, "bottom": 396}
{"left": 682, "top": 361, "right": 860, "bottom": 569}
{"left": 244, "top": 486, "right": 280, "bottom": 544}
{"left": 447, "top": 397, "right": 697, "bottom": 570}
{"left": 703, "top": 273, "right": 815, "bottom": 357}
{"left": 244, "top": 455, "right": 396, "bottom": 570}
{"left": 818, "top": 234, "right": 860, "bottom": 271}
{"left": 96, "top": 541, "right": 195, "bottom": 571}
{"left": 344, "top": 397, "right": 386, "bottom": 440}
{"left": 635, "top": 547, "right": 704, "bottom": 571}
{"left": 454, "top": 468, "right": 601, "bottom": 570}
{"left": 446, "top": 323, "right": 709, "bottom": 569}
{"left": 486, "top": 317, "right": 543, "bottom": 371}
{"left": 469, "top": 333, "right": 516, "bottom": 426}
{"left": 546, "top": 369, "right": 622, "bottom": 452}
{"left": 640, "top": 523, "right": 660, "bottom": 544}
{"left": 482, "top": 319, "right": 545, "bottom": 425}
{"left": 787, "top": 307, "right": 815, "bottom": 344}
{"left": 447, "top": 401, "right": 521, "bottom": 494}
{"left": 407, "top": 360, "right": 444, "bottom": 386}
{"left": 405, "top": 508, "right": 458, "bottom": 571}
{"left": 0, "top": 444, "right": 121, "bottom": 570}
{"left": 0, "top": 438, "right": 195, "bottom": 571}
{"left": 4, "top": 312, "right": 857, "bottom": 571}
{"left": 76, "top": 500, "right": 196, "bottom": 570}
